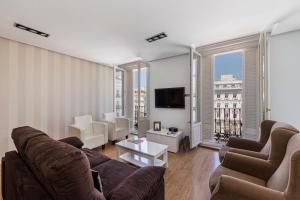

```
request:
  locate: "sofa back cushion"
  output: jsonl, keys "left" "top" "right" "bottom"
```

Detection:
{"left": 11, "top": 126, "right": 104, "bottom": 200}
{"left": 260, "top": 122, "right": 298, "bottom": 155}
{"left": 267, "top": 134, "right": 300, "bottom": 191}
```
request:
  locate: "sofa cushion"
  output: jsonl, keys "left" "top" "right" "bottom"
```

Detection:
{"left": 209, "top": 165, "right": 265, "bottom": 192}
{"left": 82, "top": 148, "right": 111, "bottom": 168}
{"left": 59, "top": 136, "right": 84, "bottom": 148}
{"left": 92, "top": 159, "right": 137, "bottom": 197}
{"left": 108, "top": 166, "right": 166, "bottom": 200}
{"left": 11, "top": 126, "right": 104, "bottom": 200}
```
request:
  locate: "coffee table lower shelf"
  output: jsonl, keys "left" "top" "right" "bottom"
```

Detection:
{"left": 119, "top": 152, "right": 166, "bottom": 168}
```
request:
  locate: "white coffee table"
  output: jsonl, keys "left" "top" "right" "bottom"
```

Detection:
{"left": 116, "top": 137, "right": 168, "bottom": 168}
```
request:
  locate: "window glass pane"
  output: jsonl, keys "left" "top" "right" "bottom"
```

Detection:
{"left": 214, "top": 51, "right": 243, "bottom": 142}
{"left": 115, "top": 69, "right": 124, "bottom": 117}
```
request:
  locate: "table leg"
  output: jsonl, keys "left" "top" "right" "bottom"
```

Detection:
{"left": 150, "top": 157, "right": 155, "bottom": 166}
{"left": 163, "top": 149, "right": 168, "bottom": 168}
{"left": 116, "top": 147, "right": 121, "bottom": 161}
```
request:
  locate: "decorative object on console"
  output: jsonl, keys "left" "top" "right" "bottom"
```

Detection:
{"left": 168, "top": 127, "right": 178, "bottom": 133}
{"left": 153, "top": 121, "right": 161, "bottom": 131}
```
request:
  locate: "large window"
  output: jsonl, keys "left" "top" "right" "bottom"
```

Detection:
{"left": 115, "top": 68, "right": 124, "bottom": 117}
{"left": 133, "top": 67, "right": 148, "bottom": 128}
{"left": 214, "top": 51, "right": 243, "bottom": 142}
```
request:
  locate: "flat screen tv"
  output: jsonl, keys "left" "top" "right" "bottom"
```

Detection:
{"left": 155, "top": 87, "right": 185, "bottom": 109}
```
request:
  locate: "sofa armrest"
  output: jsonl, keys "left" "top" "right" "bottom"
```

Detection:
{"left": 68, "top": 125, "right": 84, "bottom": 140}
{"left": 222, "top": 152, "right": 274, "bottom": 180}
{"left": 229, "top": 148, "right": 269, "bottom": 160}
{"left": 59, "top": 137, "right": 84, "bottom": 149}
{"left": 211, "top": 175, "right": 285, "bottom": 200}
{"left": 92, "top": 121, "right": 108, "bottom": 142}
{"left": 227, "top": 137, "right": 264, "bottom": 151}
{"left": 108, "top": 166, "right": 165, "bottom": 200}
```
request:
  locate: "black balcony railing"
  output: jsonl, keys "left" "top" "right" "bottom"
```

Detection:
{"left": 214, "top": 108, "right": 242, "bottom": 142}
{"left": 134, "top": 105, "right": 147, "bottom": 129}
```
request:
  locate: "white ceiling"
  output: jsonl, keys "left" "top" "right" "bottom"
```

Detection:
{"left": 0, "top": 0, "right": 300, "bottom": 65}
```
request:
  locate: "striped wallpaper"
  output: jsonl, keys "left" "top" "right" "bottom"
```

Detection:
{"left": 0, "top": 37, "right": 113, "bottom": 156}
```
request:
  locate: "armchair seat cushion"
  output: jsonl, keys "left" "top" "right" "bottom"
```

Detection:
{"left": 209, "top": 165, "right": 265, "bottom": 192}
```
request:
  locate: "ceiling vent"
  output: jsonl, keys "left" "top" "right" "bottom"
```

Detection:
{"left": 146, "top": 32, "right": 167, "bottom": 43}
{"left": 14, "top": 23, "right": 50, "bottom": 38}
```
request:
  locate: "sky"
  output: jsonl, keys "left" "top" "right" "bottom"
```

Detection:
{"left": 133, "top": 68, "right": 147, "bottom": 88}
{"left": 214, "top": 51, "right": 243, "bottom": 81}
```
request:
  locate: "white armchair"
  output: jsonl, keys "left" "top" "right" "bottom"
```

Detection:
{"left": 103, "top": 112, "right": 130, "bottom": 144}
{"left": 69, "top": 115, "right": 108, "bottom": 149}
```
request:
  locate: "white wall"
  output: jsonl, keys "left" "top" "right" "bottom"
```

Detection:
{"left": 0, "top": 37, "right": 114, "bottom": 157}
{"left": 269, "top": 30, "right": 300, "bottom": 129}
{"left": 149, "top": 54, "right": 190, "bottom": 135}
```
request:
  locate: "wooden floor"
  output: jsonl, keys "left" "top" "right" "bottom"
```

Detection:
{"left": 96, "top": 144, "right": 220, "bottom": 200}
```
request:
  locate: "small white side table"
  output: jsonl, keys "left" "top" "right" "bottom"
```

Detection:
{"left": 146, "top": 129, "right": 183, "bottom": 153}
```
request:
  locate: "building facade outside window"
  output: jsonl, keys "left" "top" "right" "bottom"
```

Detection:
{"left": 115, "top": 68, "right": 124, "bottom": 117}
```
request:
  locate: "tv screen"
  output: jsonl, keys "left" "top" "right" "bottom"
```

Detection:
{"left": 155, "top": 87, "right": 185, "bottom": 108}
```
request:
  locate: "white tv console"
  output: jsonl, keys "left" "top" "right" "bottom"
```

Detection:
{"left": 146, "top": 129, "right": 183, "bottom": 153}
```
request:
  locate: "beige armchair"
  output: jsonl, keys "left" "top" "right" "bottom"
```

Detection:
{"left": 219, "top": 120, "right": 298, "bottom": 161}
{"left": 103, "top": 112, "right": 130, "bottom": 144}
{"left": 210, "top": 128, "right": 300, "bottom": 200}
{"left": 69, "top": 115, "right": 108, "bottom": 149}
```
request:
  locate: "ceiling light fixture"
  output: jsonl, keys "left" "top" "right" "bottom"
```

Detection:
{"left": 14, "top": 23, "right": 50, "bottom": 38}
{"left": 146, "top": 32, "right": 167, "bottom": 43}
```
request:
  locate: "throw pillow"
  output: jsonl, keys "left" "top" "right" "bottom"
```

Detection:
{"left": 91, "top": 169, "right": 104, "bottom": 193}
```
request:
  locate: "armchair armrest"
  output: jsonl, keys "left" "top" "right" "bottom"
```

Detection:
{"left": 229, "top": 148, "right": 269, "bottom": 160}
{"left": 92, "top": 121, "right": 108, "bottom": 142}
{"left": 68, "top": 125, "right": 84, "bottom": 140}
{"left": 227, "top": 137, "right": 264, "bottom": 151}
{"left": 211, "top": 175, "right": 284, "bottom": 200}
{"left": 116, "top": 118, "right": 130, "bottom": 128}
{"left": 222, "top": 152, "right": 274, "bottom": 180}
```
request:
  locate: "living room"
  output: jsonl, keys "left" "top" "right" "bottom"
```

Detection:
{"left": 1, "top": 0, "right": 300, "bottom": 200}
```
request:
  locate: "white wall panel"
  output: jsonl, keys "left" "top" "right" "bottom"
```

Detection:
{"left": 0, "top": 37, "right": 113, "bottom": 157}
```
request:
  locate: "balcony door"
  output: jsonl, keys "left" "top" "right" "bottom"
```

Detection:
{"left": 133, "top": 62, "right": 150, "bottom": 135}
{"left": 213, "top": 51, "right": 243, "bottom": 142}
{"left": 190, "top": 49, "right": 202, "bottom": 148}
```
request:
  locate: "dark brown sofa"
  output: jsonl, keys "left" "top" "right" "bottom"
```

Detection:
{"left": 2, "top": 126, "right": 165, "bottom": 200}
